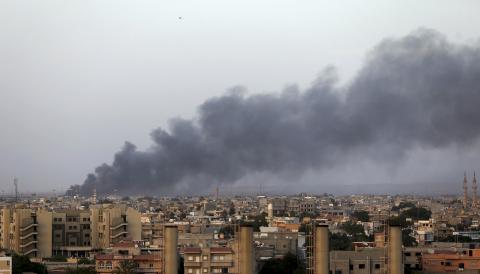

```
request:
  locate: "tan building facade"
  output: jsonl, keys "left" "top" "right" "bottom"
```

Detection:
{"left": 0, "top": 256, "right": 12, "bottom": 274}
{"left": 0, "top": 204, "right": 141, "bottom": 258}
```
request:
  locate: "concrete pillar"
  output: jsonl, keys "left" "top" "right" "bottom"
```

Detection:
{"left": 239, "top": 225, "right": 254, "bottom": 274}
{"left": 389, "top": 225, "right": 403, "bottom": 274}
{"left": 315, "top": 224, "right": 329, "bottom": 274}
{"left": 164, "top": 225, "right": 178, "bottom": 274}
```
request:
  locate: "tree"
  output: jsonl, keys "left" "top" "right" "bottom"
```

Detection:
{"left": 260, "top": 253, "right": 302, "bottom": 274}
{"left": 66, "top": 266, "right": 96, "bottom": 274}
{"left": 402, "top": 207, "right": 431, "bottom": 221}
{"left": 12, "top": 253, "right": 48, "bottom": 274}
{"left": 77, "top": 257, "right": 95, "bottom": 265}
{"left": 330, "top": 232, "right": 352, "bottom": 251}
{"left": 351, "top": 210, "right": 370, "bottom": 222}
{"left": 402, "top": 228, "right": 417, "bottom": 247}
{"left": 113, "top": 260, "right": 137, "bottom": 274}
{"left": 340, "top": 222, "right": 368, "bottom": 241}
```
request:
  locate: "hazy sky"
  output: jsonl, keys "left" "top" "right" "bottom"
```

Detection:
{"left": 1, "top": 0, "right": 480, "bottom": 194}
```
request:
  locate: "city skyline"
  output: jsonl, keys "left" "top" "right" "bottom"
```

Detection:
{"left": 2, "top": 1, "right": 480, "bottom": 194}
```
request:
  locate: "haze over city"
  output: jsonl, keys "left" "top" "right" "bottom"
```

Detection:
{"left": 2, "top": 1, "right": 480, "bottom": 195}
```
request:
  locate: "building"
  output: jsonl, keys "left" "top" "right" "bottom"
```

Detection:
{"left": 91, "top": 204, "right": 142, "bottom": 250}
{"left": 95, "top": 242, "right": 162, "bottom": 274}
{"left": 0, "top": 256, "right": 12, "bottom": 274}
{"left": 330, "top": 249, "right": 386, "bottom": 274}
{"left": 422, "top": 249, "right": 480, "bottom": 272}
{"left": 183, "top": 247, "right": 237, "bottom": 274}
{"left": 254, "top": 228, "right": 298, "bottom": 258}
{"left": 0, "top": 204, "right": 141, "bottom": 258}
{"left": 0, "top": 206, "right": 39, "bottom": 257}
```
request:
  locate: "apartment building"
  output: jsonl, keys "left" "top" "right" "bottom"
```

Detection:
{"left": 330, "top": 249, "right": 386, "bottom": 274}
{"left": 0, "top": 206, "right": 39, "bottom": 257}
{"left": 0, "top": 204, "right": 141, "bottom": 258}
{"left": 422, "top": 249, "right": 480, "bottom": 272}
{"left": 183, "top": 247, "right": 237, "bottom": 274}
{"left": 0, "top": 256, "right": 12, "bottom": 274}
{"left": 254, "top": 228, "right": 298, "bottom": 258}
{"left": 95, "top": 242, "right": 162, "bottom": 274}
{"left": 91, "top": 204, "right": 141, "bottom": 250}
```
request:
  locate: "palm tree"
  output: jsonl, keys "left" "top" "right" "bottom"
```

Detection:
{"left": 113, "top": 260, "right": 137, "bottom": 274}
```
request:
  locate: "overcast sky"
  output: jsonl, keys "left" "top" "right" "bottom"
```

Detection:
{"left": 1, "top": 0, "right": 480, "bottom": 194}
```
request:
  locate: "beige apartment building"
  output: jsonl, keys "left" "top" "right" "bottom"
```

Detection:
{"left": 0, "top": 204, "right": 141, "bottom": 258}
{"left": 0, "top": 256, "right": 12, "bottom": 274}
{"left": 0, "top": 206, "right": 39, "bottom": 257}
{"left": 183, "top": 247, "right": 237, "bottom": 274}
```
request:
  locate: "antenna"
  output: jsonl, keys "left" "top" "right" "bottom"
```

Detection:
{"left": 14, "top": 177, "right": 18, "bottom": 202}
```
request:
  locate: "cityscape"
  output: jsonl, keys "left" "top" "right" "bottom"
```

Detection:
{"left": 2, "top": 1, "right": 480, "bottom": 274}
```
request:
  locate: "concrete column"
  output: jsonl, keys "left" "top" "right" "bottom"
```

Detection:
{"left": 315, "top": 224, "right": 329, "bottom": 274}
{"left": 164, "top": 225, "right": 178, "bottom": 274}
{"left": 389, "top": 225, "right": 403, "bottom": 274}
{"left": 239, "top": 225, "right": 254, "bottom": 274}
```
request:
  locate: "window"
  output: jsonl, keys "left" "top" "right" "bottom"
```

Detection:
{"left": 375, "top": 264, "right": 380, "bottom": 269}
{"left": 203, "top": 255, "right": 208, "bottom": 261}
{"left": 188, "top": 256, "right": 193, "bottom": 261}
{"left": 349, "top": 265, "right": 353, "bottom": 270}
{"left": 470, "top": 250, "right": 473, "bottom": 256}
{"left": 188, "top": 269, "right": 193, "bottom": 274}
{"left": 445, "top": 262, "right": 452, "bottom": 266}
{"left": 415, "top": 252, "right": 421, "bottom": 256}
{"left": 149, "top": 264, "right": 153, "bottom": 268}
{"left": 335, "top": 270, "right": 342, "bottom": 274}
{"left": 203, "top": 268, "right": 208, "bottom": 273}
{"left": 359, "top": 264, "right": 365, "bottom": 269}
{"left": 405, "top": 252, "right": 411, "bottom": 256}
{"left": 459, "top": 263, "right": 465, "bottom": 269}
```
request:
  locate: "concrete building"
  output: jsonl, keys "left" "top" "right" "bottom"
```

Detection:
{"left": 90, "top": 204, "right": 141, "bottom": 250}
{"left": 183, "top": 247, "right": 236, "bottom": 274}
{"left": 0, "top": 256, "right": 12, "bottom": 274}
{"left": 95, "top": 242, "right": 162, "bottom": 274}
{"left": 330, "top": 249, "right": 385, "bottom": 274}
{"left": 254, "top": 228, "right": 298, "bottom": 258}
{"left": 422, "top": 249, "right": 480, "bottom": 272}
{"left": 0, "top": 204, "right": 141, "bottom": 258}
{"left": 0, "top": 206, "right": 38, "bottom": 257}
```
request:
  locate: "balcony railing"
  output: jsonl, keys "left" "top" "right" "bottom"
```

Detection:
{"left": 110, "top": 231, "right": 128, "bottom": 238}
{"left": 20, "top": 239, "right": 38, "bottom": 248}
{"left": 20, "top": 223, "right": 37, "bottom": 231}
{"left": 110, "top": 223, "right": 128, "bottom": 230}
{"left": 20, "top": 231, "right": 38, "bottom": 240}
{"left": 210, "top": 261, "right": 234, "bottom": 267}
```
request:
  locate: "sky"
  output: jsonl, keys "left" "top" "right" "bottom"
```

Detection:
{"left": 1, "top": 0, "right": 480, "bottom": 195}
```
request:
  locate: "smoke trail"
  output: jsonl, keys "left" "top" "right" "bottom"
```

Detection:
{"left": 72, "top": 29, "right": 480, "bottom": 195}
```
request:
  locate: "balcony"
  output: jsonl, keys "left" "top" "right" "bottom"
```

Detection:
{"left": 210, "top": 261, "right": 234, "bottom": 267}
{"left": 23, "top": 248, "right": 38, "bottom": 256}
{"left": 184, "top": 261, "right": 202, "bottom": 267}
{"left": 20, "top": 239, "right": 38, "bottom": 248}
{"left": 110, "top": 231, "right": 128, "bottom": 239}
{"left": 110, "top": 223, "right": 128, "bottom": 230}
{"left": 20, "top": 223, "right": 37, "bottom": 231}
{"left": 20, "top": 231, "right": 38, "bottom": 240}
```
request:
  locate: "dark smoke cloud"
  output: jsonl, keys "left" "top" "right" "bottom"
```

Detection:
{"left": 73, "top": 29, "right": 480, "bottom": 195}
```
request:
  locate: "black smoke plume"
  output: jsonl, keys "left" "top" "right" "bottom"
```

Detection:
{"left": 72, "top": 29, "right": 480, "bottom": 195}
